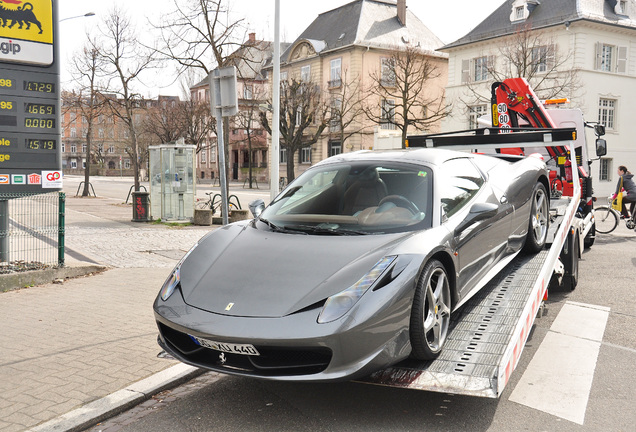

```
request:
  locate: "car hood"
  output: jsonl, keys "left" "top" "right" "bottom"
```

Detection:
{"left": 179, "top": 222, "right": 411, "bottom": 318}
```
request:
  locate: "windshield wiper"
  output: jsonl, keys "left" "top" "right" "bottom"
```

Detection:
{"left": 258, "top": 218, "right": 307, "bottom": 234}
{"left": 285, "top": 224, "right": 371, "bottom": 236}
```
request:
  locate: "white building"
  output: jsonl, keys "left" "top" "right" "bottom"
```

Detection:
{"left": 442, "top": 0, "right": 636, "bottom": 196}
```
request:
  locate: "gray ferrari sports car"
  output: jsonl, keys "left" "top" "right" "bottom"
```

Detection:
{"left": 154, "top": 148, "right": 549, "bottom": 381}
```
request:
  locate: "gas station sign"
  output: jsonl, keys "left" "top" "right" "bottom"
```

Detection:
{"left": 0, "top": 0, "right": 60, "bottom": 193}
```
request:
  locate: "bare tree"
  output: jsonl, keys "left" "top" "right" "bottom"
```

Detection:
{"left": 327, "top": 69, "right": 365, "bottom": 151}
{"left": 95, "top": 8, "right": 159, "bottom": 192}
{"left": 65, "top": 39, "right": 107, "bottom": 196}
{"left": 462, "top": 24, "right": 580, "bottom": 105}
{"left": 234, "top": 83, "right": 267, "bottom": 188}
{"left": 142, "top": 99, "right": 186, "bottom": 144}
{"left": 152, "top": 0, "right": 248, "bottom": 184}
{"left": 364, "top": 45, "right": 450, "bottom": 147}
{"left": 260, "top": 78, "right": 328, "bottom": 183}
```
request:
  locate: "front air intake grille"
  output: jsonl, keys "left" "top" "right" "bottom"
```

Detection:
{"left": 158, "top": 322, "right": 332, "bottom": 376}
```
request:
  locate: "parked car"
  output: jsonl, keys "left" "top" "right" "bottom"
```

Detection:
{"left": 154, "top": 148, "right": 549, "bottom": 381}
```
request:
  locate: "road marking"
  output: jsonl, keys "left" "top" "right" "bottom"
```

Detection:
{"left": 509, "top": 301, "right": 609, "bottom": 425}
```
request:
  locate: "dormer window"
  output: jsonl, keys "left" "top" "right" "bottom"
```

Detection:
{"left": 510, "top": 0, "right": 538, "bottom": 22}
{"left": 515, "top": 6, "right": 525, "bottom": 20}
{"left": 616, "top": 0, "right": 628, "bottom": 15}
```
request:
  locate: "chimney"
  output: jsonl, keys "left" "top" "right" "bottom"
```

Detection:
{"left": 397, "top": 0, "right": 406, "bottom": 26}
{"left": 249, "top": 32, "right": 256, "bottom": 43}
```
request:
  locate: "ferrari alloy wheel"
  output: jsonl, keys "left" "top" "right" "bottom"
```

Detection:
{"left": 410, "top": 260, "right": 451, "bottom": 360}
{"left": 524, "top": 182, "right": 549, "bottom": 253}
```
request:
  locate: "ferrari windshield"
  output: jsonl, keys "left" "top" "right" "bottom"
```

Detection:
{"left": 259, "top": 161, "right": 433, "bottom": 234}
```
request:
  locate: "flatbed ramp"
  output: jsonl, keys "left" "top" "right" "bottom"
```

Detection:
{"left": 359, "top": 250, "right": 550, "bottom": 398}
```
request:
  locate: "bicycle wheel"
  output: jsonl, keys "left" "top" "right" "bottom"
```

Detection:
{"left": 195, "top": 199, "right": 211, "bottom": 210}
{"left": 594, "top": 206, "right": 619, "bottom": 233}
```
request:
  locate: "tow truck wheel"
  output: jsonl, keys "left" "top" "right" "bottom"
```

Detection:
{"left": 584, "top": 223, "right": 595, "bottom": 249}
{"left": 523, "top": 182, "right": 549, "bottom": 253}
{"left": 563, "top": 232, "right": 579, "bottom": 291}
{"left": 410, "top": 260, "right": 451, "bottom": 360}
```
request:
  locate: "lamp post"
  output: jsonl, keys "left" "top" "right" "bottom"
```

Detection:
{"left": 60, "top": 12, "right": 95, "bottom": 23}
{"left": 271, "top": 0, "right": 280, "bottom": 202}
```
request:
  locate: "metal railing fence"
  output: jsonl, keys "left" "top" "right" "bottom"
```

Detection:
{"left": 0, "top": 192, "right": 65, "bottom": 273}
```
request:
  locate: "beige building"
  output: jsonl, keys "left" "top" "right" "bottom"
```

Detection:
{"left": 267, "top": 0, "right": 448, "bottom": 180}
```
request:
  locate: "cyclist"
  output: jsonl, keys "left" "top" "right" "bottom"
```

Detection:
{"left": 611, "top": 165, "right": 636, "bottom": 220}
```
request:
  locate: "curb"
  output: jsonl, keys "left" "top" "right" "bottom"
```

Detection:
{"left": 0, "top": 265, "right": 108, "bottom": 293}
{"left": 28, "top": 364, "right": 205, "bottom": 432}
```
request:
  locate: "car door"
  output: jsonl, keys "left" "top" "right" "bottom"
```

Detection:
{"left": 438, "top": 158, "right": 513, "bottom": 301}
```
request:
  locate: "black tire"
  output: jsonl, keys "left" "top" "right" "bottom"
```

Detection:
{"left": 523, "top": 182, "right": 549, "bottom": 253}
{"left": 593, "top": 206, "right": 618, "bottom": 234}
{"left": 584, "top": 223, "right": 595, "bottom": 249}
{"left": 410, "top": 260, "right": 452, "bottom": 360}
{"left": 562, "top": 232, "right": 579, "bottom": 291}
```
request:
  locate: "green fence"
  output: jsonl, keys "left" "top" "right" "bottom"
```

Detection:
{"left": 0, "top": 192, "right": 65, "bottom": 274}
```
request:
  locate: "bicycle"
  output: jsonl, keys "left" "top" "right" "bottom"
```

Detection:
{"left": 195, "top": 192, "right": 240, "bottom": 215}
{"left": 593, "top": 197, "right": 635, "bottom": 234}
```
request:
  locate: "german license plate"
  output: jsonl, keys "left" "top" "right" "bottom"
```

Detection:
{"left": 189, "top": 335, "right": 260, "bottom": 356}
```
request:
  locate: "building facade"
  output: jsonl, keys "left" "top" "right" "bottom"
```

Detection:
{"left": 442, "top": 0, "right": 636, "bottom": 196}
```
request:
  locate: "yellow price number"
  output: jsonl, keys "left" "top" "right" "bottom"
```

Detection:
{"left": 0, "top": 101, "right": 13, "bottom": 111}
{"left": 0, "top": 78, "right": 14, "bottom": 89}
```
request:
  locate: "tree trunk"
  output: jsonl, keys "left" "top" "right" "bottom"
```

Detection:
{"left": 286, "top": 149, "right": 296, "bottom": 184}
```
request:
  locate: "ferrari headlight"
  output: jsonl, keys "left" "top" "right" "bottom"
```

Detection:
{"left": 318, "top": 256, "right": 396, "bottom": 323}
{"left": 160, "top": 242, "right": 199, "bottom": 301}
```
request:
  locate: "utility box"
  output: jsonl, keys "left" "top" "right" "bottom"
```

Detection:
{"left": 149, "top": 143, "right": 196, "bottom": 221}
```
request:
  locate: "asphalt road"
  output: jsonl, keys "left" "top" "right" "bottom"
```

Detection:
{"left": 82, "top": 196, "right": 636, "bottom": 432}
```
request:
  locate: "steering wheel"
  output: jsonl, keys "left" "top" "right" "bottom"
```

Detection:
{"left": 378, "top": 195, "right": 420, "bottom": 214}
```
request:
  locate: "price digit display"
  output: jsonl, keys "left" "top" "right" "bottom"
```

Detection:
{"left": 0, "top": 78, "right": 14, "bottom": 89}
{"left": 25, "top": 117, "right": 56, "bottom": 129}
{"left": 25, "top": 103, "right": 55, "bottom": 115}
{"left": 26, "top": 139, "right": 56, "bottom": 150}
{"left": 23, "top": 81, "right": 55, "bottom": 93}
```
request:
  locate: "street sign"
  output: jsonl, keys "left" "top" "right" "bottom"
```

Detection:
{"left": 0, "top": 0, "right": 61, "bottom": 193}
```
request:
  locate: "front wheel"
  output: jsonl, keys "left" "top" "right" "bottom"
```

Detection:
{"left": 594, "top": 206, "right": 618, "bottom": 234}
{"left": 523, "top": 182, "right": 549, "bottom": 253}
{"left": 410, "top": 260, "right": 452, "bottom": 360}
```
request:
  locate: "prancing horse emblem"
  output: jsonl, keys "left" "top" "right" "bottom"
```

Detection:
{"left": 225, "top": 303, "right": 234, "bottom": 311}
{"left": 219, "top": 353, "right": 226, "bottom": 364}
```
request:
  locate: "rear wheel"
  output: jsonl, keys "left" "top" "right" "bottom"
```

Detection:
{"left": 410, "top": 260, "right": 452, "bottom": 360}
{"left": 593, "top": 206, "right": 618, "bottom": 234}
{"left": 523, "top": 182, "right": 549, "bottom": 253}
{"left": 584, "top": 223, "right": 595, "bottom": 249}
{"left": 562, "top": 232, "right": 579, "bottom": 291}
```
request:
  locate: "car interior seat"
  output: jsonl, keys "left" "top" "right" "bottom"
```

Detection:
{"left": 342, "top": 168, "right": 388, "bottom": 215}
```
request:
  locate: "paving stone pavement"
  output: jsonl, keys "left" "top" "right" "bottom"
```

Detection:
{"left": 0, "top": 194, "right": 219, "bottom": 432}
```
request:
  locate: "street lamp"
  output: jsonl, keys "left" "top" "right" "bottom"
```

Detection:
{"left": 60, "top": 12, "right": 96, "bottom": 23}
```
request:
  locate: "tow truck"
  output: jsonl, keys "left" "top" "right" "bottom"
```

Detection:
{"left": 358, "top": 78, "right": 607, "bottom": 397}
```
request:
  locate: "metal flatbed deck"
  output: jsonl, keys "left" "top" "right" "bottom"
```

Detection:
{"left": 358, "top": 250, "right": 549, "bottom": 398}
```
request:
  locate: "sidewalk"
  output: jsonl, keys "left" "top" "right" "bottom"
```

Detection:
{"left": 0, "top": 194, "right": 215, "bottom": 432}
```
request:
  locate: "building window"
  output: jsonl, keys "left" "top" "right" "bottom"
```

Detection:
{"left": 201, "top": 150, "right": 206, "bottom": 163}
{"left": 82, "top": 144, "right": 86, "bottom": 153}
{"left": 98, "top": 144, "right": 103, "bottom": 153}
{"left": 71, "top": 144, "right": 77, "bottom": 153}
{"left": 300, "top": 65, "right": 311, "bottom": 82}
{"left": 71, "top": 160, "right": 77, "bottom": 169}
{"left": 280, "top": 147, "right": 287, "bottom": 164}
{"left": 596, "top": 43, "right": 627, "bottom": 73}
{"left": 82, "top": 159, "right": 86, "bottom": 169}
{"left": 598, "top": 98, "right": 616, "bottom": 130}
{"left": 300, "top": 146, "right": 311, "bottom": 164}
{"left": 108, "top": 145, "right": 115, "bottom": 153}
{"left": 70, "top": 128, "right": 76, "bottom": 138}
{"left": 329, "top": 58, "right": 342, "bottom": 88}
{"left": 462, "top": 56, "right": 494, "bottom": 83}
{"left": 532, "top": 45, "right": 553, "bottom": 73}
{"left": 330, "top": 98, "right": 342, "bottom": 132}
{"left": 381, "top": 58, "right": 396, "bottom": 86}
{"left": 468, "top": 105, "right": 487, "bottom": 129}
{"left": 515, "top": 6, "right": 524, "bottom": 19}
{"left": 70, "top": 112, "right": 76, "bottom": 124}
{"left": 328, "top": 141, "right": 342, "bottom": 156}
{"left": 108, "top": 161, "right": 116, "bottom": 169}
{"left": 474, "top": 56, "right": 490, "bottom": 82}
{"left": 280, "top": 71, "right": 288, "bottom": 81}
{"left": 600, "top": 158, "right": 613, "bottom": 181}
{"left": 98, "top": 128, "right": 104, "bottom": 138}
{"left": 381, "top": 99, "right": 396, "bottom": 130}
{"left": 61, "top": 143, "right": 65, "bottom": 153}
{"left": 124, "top": 159, "right": 131, "bottom": 169}
{"left": 243, "top": 84, "right": 253, "bottom": 100}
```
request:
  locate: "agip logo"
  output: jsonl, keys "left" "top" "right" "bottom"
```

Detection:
{"left": 0, "top": 0, "right": 53, "bottom": 65}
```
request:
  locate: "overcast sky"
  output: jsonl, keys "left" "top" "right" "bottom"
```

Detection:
{"left": 58, "top": 0, "right": 505, "bottom": 96}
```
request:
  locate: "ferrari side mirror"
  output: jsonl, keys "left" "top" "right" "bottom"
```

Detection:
{"left": 249, "top": 199, "right": 265, "bottom": 218}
